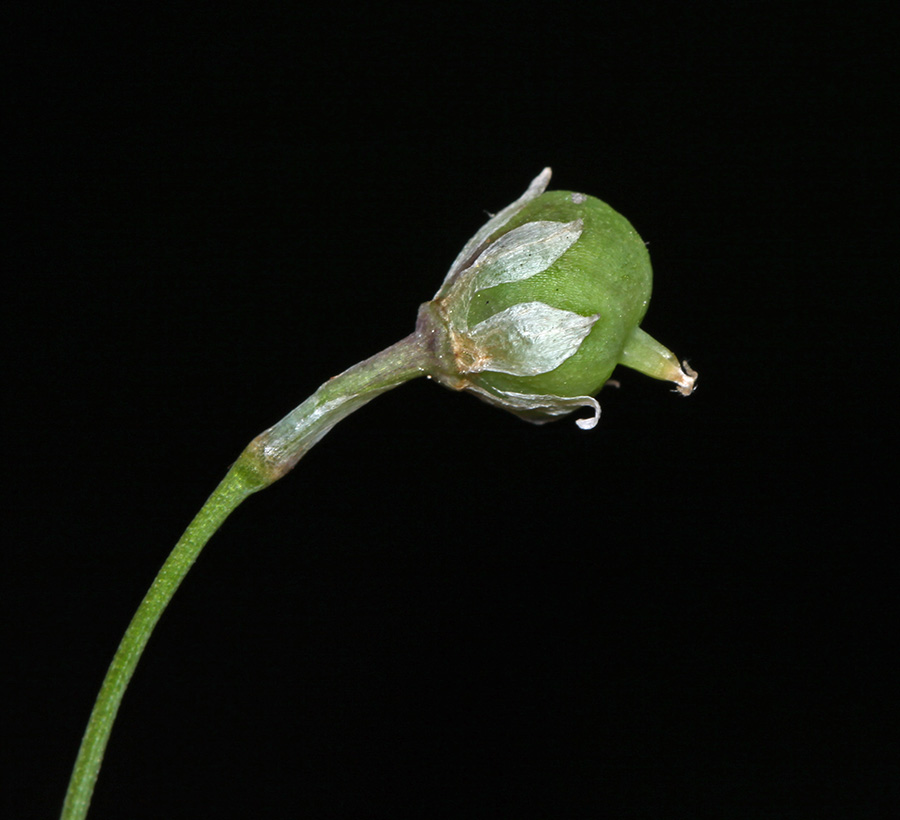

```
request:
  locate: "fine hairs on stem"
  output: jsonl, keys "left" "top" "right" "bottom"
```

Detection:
{"left": 60, "top": 169, "right": 696, "bottom": 819}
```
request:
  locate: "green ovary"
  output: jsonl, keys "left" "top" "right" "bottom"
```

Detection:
{"left": 466, "top": 191, "right": 653, "bottom": 398}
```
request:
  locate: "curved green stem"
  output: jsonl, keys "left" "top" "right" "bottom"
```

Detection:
{"left": 60, "top": 462, "right": 263, "bottom": 820}
{"left": 61, "top": 330, "right": 433, "bottom": 820}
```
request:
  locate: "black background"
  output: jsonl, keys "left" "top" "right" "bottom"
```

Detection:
{"left": 5, "top": 3, "right": 896, "bottom": 818}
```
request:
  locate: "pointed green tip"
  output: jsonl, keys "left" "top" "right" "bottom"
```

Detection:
{"left": 619, "top": 326, "right": 697, "bottom": 395}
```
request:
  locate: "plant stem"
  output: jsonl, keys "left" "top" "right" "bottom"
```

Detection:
{"left": 61, "top": 331, "right": 432, "bottom": 820}
{"left": 60, "top": 462, "right": 261, "bottom": 820}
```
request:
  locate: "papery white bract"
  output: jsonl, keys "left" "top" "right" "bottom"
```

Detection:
{"left": 465, "top": 302, "right": 600, "bottom": 377}
{"left": 435, "top": 167, "right": 553, "bottom": 299}
{"left": 467, "top": 220, "right": 583, "bottom": 293}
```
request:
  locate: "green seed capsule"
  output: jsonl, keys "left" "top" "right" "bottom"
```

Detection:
{"left": 425, "top": 169, "right": 695, "bottom": 428}
{"left": 466, "top": 190, "right": 652, "bottom": 401}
